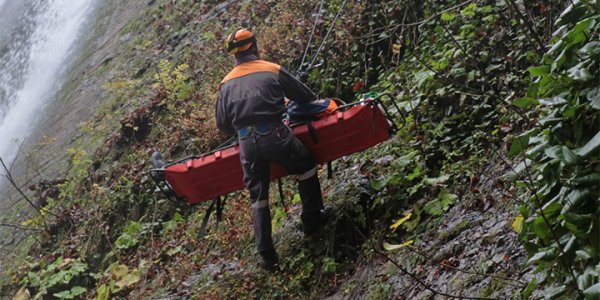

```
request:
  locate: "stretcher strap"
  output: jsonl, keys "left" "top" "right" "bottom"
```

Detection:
{"left": 277, "top": 179, "right": 285, "bottom": 208}
{"left": 306, "top": 121, "right": 319, "bottom": 144}
{"left": 197, "top": 195, "right": 226, "bottom": 240}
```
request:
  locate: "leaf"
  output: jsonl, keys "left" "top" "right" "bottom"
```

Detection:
{"left": 539, "top": 96, "right": 568, "bottom": 106}
{"left": 440, "top": 12, "right": 455, "bottom": 22}
{"left": 576, "top": 131, "right": 600, "bottom": 157}
{"left": 572, "top": 173, "right": 600, "bottom": 185}
{"left": 528, "top": 65, "right": 550, "bottom": 76}
{"left": 13, "top": 287, "right": 30, "bottom": 300}
{"left": 423, "top": 189, "right": 457, "bottom": 216}
{"left": 568, "top": 62, "right": 593, "bottom": 81}
{"left": 544, "top": 285, "right": 567, "bottom": 299}
{"left": 579, "top": 41, "right": 600, "bottom": 57}
{"left": 575, "top": 249, "right": 593, "bottom": 261}
{"left": 113, "top": 264, "right": 129, "bottom": 278}
{"left": 390, "top": 213, "right": 412, "bottom": 232}
{"left": 527, "top": 248, "right": 556, "bottom": 264}
{"left": 587, "top": 87, "right": 600, "bottom": 109}
{"left": 512, "top": 97, "right": 539, "bottom": 108}
{"left": 532, "top": 216, "right": 551, "bottom": 240}
{"left": 422, "top": 174, "right": 450, "bottom": 185}
{"left": 561, "top": 189, "right": 591, "bottom": 214}
{"left": 584, "top": 283, "right": 600, "bottom": 299}
{"left": 405, "top": 166, "right": 421, "bottom": 181}
{"left": 166, "top": 246, "right": 183, "bottom": 256}
{"left": 561, "top": 146, "right": 579, "bottom": 165}
{"left": 512, "top": 214, "right": 524, "bottom": 233}
{"left": 96, "top": 284, "right": 110, "bottom": 300}
{"left": 383, "top": 240, "right": 414, "bottom": 251}
{"left": 53, "top": 290, "right": 74, "bottom": 299}
{"left": 508, "top": 135, "right": 530, "bottom": 158}
{"left": 69, "top": 286, "right": 86, "bottom": 297}
{"left": 271, "top": 207, "right": 286, "bottom": 231}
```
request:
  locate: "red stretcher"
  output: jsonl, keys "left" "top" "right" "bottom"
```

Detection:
{"left": 151, "top": 96, "right": 399, "bottom": 205}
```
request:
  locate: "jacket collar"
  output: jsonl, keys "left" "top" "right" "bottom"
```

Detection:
{"left": 235, "top": 53, "right": 259, "bottom": 66}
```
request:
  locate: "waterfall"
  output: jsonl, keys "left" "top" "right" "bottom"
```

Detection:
{"left": 0, "top": 0, "right": 96, "bottom": 187}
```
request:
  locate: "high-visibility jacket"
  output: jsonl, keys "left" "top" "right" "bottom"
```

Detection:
{"left": 216, "top": 53, "right": 315, "bottom": 136}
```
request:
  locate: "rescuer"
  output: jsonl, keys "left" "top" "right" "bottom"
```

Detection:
{"left": 215, "top": 28, "right": 331, "bottom": 271}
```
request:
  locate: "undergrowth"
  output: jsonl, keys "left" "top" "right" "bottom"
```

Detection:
{"left": 1, "top": 0, "right": 597, "bottom": 299}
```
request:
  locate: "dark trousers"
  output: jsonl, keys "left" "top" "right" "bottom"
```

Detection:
{"left": 239, "top": 125, "right": 324, "bottom": 254}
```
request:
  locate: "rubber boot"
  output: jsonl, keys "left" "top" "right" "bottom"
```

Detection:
{"left": 298, "top": 173, "right": 328, "bottom": 234}
{"left": 252, "top": 206, "right": 275, "bottom": 256}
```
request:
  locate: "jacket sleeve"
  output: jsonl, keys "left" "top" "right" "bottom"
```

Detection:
{"left": 279, "top": 67, "right": 316, "bottom": 104}
{"left": 215, "top": 92, "right": 236, "bottom": 136}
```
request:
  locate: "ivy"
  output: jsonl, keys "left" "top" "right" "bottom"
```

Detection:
{"left": 517, "top": 1, "right": 600, "bottom": 298}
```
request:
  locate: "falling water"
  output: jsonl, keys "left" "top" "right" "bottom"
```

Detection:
{"left": 0, "top": 0, "right": 96, "bottom": 191}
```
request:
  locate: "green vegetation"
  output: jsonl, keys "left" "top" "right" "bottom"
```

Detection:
{"left": 1, "top": 0, "right": 598, "bottom": 299}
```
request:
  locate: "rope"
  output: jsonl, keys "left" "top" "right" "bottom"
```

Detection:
{"left": 297, "top": 0, "right": 325, "bottom": 75}
{"left": 297, "top": 0, "right": 349, "bottom": 77}
{"left": 306, "top": 0, "right": 348, "bottom": 72}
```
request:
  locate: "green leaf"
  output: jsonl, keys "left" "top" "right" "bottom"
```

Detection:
{"left": 423, "top": 189, "right": 457, "bottom": 216}
{"left": 539, "top": 96, "right": 568, "bottom": 106}
{"left": 53, "top": 290, "right": 74, "bottom": 299}
{"left": 69, "top": 286, "right": 86, "bottom": 297}
{"left": 528, "top": 248, "right": 556, "bottom": 264}
{"left": 405, "top": 166, "right": 421, "bottom": 181}
{"left": 587, "top": 87, "right": 600, "bottom": 109}
{"left": 564, "top": 18, "right": 597, "bottom": 46}
{"left": 579, "top": 41, "right": 600, "bottom": 57}
{"left": 568, "top": 62, "right": 593, "bottom": 81}
{"left": 441, "top": 12, "right": 455, "bottom": 22}
{"left": 532, "top": 216, "right": 552, "bottom": 240}
{"left": 508, "top": 135, "right": 530, "bottom": 158}
{"left": 422, "top": 174, "right": 450, "bottom": 186}
{"left": 543, "top": 285, "right": 567, "bottom": 299}
{"left": 522, "top": 280, "right": 537, "bottom": 299}
{"left": 271, "top": 207, "right": 286, "bottom": 231}
{"left": 512, "top": 97, "right": 539, "bottom": 108}
{"left": 561, "top": 189, "right": 591, "bottom": 214}
{"left": 97, "top": 284, "right": 110, "bottom": 300}
{"left": 575, "top": 249, "right": 593, "bottom": 261}
{"left": 371, "top": 177, "right": 389, "bottom": 190}
{"left": 584, "top": 283, "right": 600, "bottom": 299}
{"left": 576, "top": 131, "right": 600, "bottom": 157}
{"left": 561, "top": 146, "right": 579, "bottom": 165}
{"left": 572, "top": 173, "right": 600, "bottom": 185}
{"left": 528, "top": 65, "right": 550, "bottom": 76}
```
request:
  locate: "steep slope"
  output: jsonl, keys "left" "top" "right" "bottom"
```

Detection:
{"left": 2, "top": 0, "right": 598, "bottom": 299}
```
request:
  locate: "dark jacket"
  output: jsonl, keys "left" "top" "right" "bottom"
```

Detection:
{"left": 216, "top": 53, "right": 316, "bottom": 136}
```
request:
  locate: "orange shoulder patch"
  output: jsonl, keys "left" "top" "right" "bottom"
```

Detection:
{"left": 221, "top": 60, "right": 281, "bottom": 84}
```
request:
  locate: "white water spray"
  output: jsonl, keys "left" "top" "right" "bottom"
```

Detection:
{"left": 0, "top": 0, "right": 95, "bottom": 172}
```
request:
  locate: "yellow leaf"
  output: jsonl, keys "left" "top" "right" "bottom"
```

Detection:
{"left": 390, "top": 213, "right": 412, "bottom": 232}
{"left": 512, "top": 213, "right": 524, "bottom": 233}
{"left": 113, "top": 265, "right": 129, "bottom": 278}
{"left": 383, "top": 240, "right": 414, "bottom": 251}
{"left": 13, "top": 287, "right": 30, "bottom": 300}
{"left": 392, "top": 43, "right": 401, "bottom": 55}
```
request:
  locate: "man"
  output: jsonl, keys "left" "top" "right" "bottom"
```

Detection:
{"left": 215, "top": 28, "right": 330, "bottom": 271}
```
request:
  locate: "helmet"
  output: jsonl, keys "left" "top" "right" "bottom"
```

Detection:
{"left": 225, "top": 28, "right": 256, "bottom": 55}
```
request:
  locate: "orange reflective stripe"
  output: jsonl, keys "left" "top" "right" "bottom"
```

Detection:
{"left": 221, "top": 60, "right": 280, "bottom": 84}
